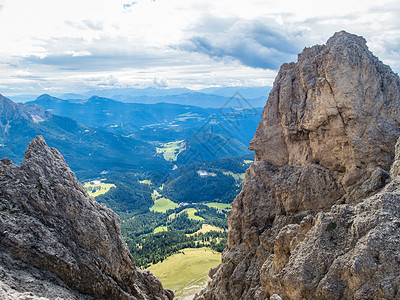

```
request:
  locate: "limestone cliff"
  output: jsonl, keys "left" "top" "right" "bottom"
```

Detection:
{"left": 0, "top": 136, "right": 173, "bottom": 300}
{"left": 196, "top": 31, "right": 400, "bottom": 300}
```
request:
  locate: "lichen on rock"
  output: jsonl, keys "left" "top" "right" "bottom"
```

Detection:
{"left": 196, "top": 31, "right": 400, "bottom": 300}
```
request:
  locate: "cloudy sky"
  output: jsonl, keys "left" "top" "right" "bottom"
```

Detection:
{"left": 0, "top": 0, "right": 399, "bottom": 95}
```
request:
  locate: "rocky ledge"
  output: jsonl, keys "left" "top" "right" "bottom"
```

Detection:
{"left": 0, "top": 136, "right": 173, "bottom": 300}
{"left": 196, "top": 31, "right": 400, "bottom": 300}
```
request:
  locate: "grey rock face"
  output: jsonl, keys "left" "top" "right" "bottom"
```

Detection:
{"left": 196, "top": 31, "right": 400, "bottom": 300}
{"left": 0, "top": 136, "right": 173, "bottom": 300}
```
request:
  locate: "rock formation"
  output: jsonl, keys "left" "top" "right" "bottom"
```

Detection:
{"left": 196, "top": 31, "right": 400, "bottom": 300}
{"left": 0, "top": 136, "right": 173, "bottom": 300}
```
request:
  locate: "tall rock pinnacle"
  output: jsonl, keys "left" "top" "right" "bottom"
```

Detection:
{"left": 196, "top": 31, "right": 400, "bottom": 300}
{"left": 0, "top": 136, "right": 173, "bottom": 300}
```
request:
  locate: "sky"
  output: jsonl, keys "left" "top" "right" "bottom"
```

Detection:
{"left": 0, "top": 0, "right": 399, "bottom": 95}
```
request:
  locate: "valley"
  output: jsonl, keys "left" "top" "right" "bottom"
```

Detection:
{"left": 91, "top": 165, "right": 237, "bottom": 268}
{"left": 0, "top": 92, "right": 261, "bottom": 298}
{"left": 1, "top": 0, "right": 398, "bottom": 298}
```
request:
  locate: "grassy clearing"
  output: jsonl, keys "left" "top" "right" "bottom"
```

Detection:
{"left": 179, "top": 208, "right": 204, "bottom": 221}
{"left": 204, "top": 202, "right": 232, "bottom": 209}
{"left": 154, "top": 226, "right": 168, "bottom": 233}
{"left": 168, "top": 208, "right": 204, "bottom": 221}
{"left": 148, "top": 247, "right": 221, "bottom": 298}
{"left": 150, "top": 189, "right": 178, "bottom": 213}
{"left": 150, "top": 197, "right": 178, "bottom": 213}
{"left": 151, "top": 190, "right": 161, "bottom": 200}
{"left": 83, "top": 179, "right": 116, "bottom": 197}
{"left": 156, "top": 140, "right": 186, "bottom": 161}
{"left": 139, "top": 179, "right": 152, "bottom": 185}
{"left": 188, "top": 224, "right": 225, "bottom": 236}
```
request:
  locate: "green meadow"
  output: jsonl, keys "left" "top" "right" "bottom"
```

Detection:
{"left": 204, "top": 202, "right": 232, "bottom": 209}
{"left": 148, "top": 247, "right": 221, "bottom": 298}
{"left": 156, "top": 140, "right": 186, "bottom": 161}
{"left": 150, "top": 190, "right": 178, "bottom": 213}
{"left": 153, "top": 226, "right": 168, "bottom": 233}
{"left": 139, "top": 179, "right": 152, "bottom": 185}
{"left": 150, "top": 197, "right": 178, "bottom": 213}
{"left": 169, "top": 207, "right": 205, "bottom": 221}
{"left": 188, "top": 224, "right": 225, "bottom": 236}
{"left": 83, "top": 180, "right": 116, "bottom": 197}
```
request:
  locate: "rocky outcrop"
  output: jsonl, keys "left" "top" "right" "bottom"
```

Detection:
{"left": 196, "top": 31, "right": 400, "bottom": 300}
{"left": 0, "top": 136, "right": 173, "bottom": 300}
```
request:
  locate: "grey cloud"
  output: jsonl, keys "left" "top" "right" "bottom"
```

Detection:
{"left": 65, "top": 20, "right": 103, "bottom": 31}
{"left": 186, "top": 36, "right": 292, "bottom": 70}
{"left": 82, "top": 20, "right": 103, "bottom": 31}
{"left": 22, "top": 36, "right": 191, "bottom": 72}
{"left": 65, "top": 21, "right": 85, "bottom": 30}
{"left": 12, "top": 74, "right": 47, "bottom": 80}
{"left": 193, "top": 15, "right": 239, "bottom": 34}
{"left": 23, "top": 50, "right": 191, "bottom": 72}
{"left": 83, "top": 75, "right": 120, "bottom": 88}
{"left": 180, "top": 18, "right": 305, "bottom": 70}
{"left": 384, "top": 39, "right": 400, "bottom": 54}
{"left": 0, "top": 61, "right": 18, "bottom": 68}
{"left": 24, "top": 53, "right": 154, "bottom": 72}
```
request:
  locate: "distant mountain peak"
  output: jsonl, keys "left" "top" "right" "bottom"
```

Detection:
{"left": 0, "top": 95, "right": 50, "bottom": 133}
{"left": 36, "top": 93, "right": 59, "bottom": 100}
{"left": 87, "top": 95, "right": 118, "bottom": 103}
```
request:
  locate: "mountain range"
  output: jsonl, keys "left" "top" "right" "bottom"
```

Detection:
{"left": 0, "top": 93, "right": 262, "bottom": 178}
{"left": 6, "top": 86, "right": 271, "bottom": 105}
{"left": 0, "top": 95, "right": 168, "bottom": 177}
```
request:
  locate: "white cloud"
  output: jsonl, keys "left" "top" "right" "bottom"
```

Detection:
{"left": 0, "top": 0, "right": 398, "bottom": 94}
{"left": 153, "top": 77, "right": 170, "bottom": 88}
{"left": 72, "top": 51, "right": 92, "bottom": 57}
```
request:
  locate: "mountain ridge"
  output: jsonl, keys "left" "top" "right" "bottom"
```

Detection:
{"left": 0, "top": 94, "right": 168, "bottom": 178}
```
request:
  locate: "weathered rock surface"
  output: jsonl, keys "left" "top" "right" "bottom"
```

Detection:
{"left": 0, "top": 136, "right": 173, "bottom": 300}
{"left": 196, "top": 31, "right": 400, "bottom": 300}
